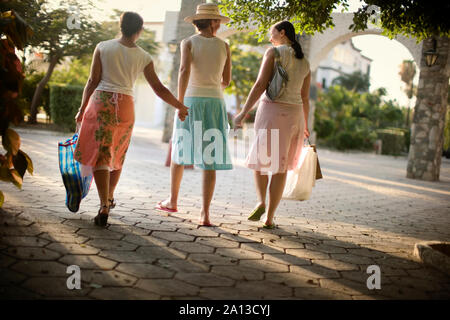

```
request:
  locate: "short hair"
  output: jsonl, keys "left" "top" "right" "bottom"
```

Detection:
{"left": 120, "top": 12, "right": 144, "bottom": 37}
{"left": 192, "top": 19, "right": 213, "bottom": 30}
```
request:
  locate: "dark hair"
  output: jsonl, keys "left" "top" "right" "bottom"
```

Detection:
{"left": 120, "top": 12, "right": 144, "bottom": 37}
{"left": 274, "top": 21, "right": 304, "bottom": 59}
{"left": 192, "top": 19, "right": 213, "bottom": 30}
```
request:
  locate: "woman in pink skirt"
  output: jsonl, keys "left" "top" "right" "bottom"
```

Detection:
{"left": 234, "top": 21, "right": 311, "bottom": 229}
{"left": 74, "top": 12, "right": 189, "bottom": 226}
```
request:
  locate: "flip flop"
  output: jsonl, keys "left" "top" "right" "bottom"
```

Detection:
{"left": 248, "top": 206, "right": 266, "bottom": 221}
{"left": 262, "top": 223, "right": 276, "bottom": 229}
{"left": 199, "top": 222, "right": 214, "bottom": 227}
{"left": 155, "top": 201, "right": 178, "bottom": 213}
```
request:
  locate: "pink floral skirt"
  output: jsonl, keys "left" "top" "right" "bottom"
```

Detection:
{"left": 245, "top": 97, "right": 305, "bottom": 174}
{"left": 75, "top": 90, "right": 134, "bottom": 176}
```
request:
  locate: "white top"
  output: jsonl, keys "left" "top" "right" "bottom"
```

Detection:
{"left": 185, "top": 34, "right": 227, "bottom": 99}
{"left": 95, "top": 39, "right": 152, "bottom": 96}
{"left": 270, "top": 45, "right": 310, "bottom": 105}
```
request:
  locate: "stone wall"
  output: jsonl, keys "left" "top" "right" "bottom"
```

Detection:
{"left": 407, "top": 37, "right": 450, "bottom": 181}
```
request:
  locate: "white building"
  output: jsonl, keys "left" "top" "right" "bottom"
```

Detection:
{"left": 315, "top": 39, "right": 372, "bottom": 90}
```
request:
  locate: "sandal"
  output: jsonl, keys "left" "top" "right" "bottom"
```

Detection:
{"left": 155, "top": 201, "right": 178, "bottom": 213}
{"left": 94, "top": 205, "right": 110, "bottom": 227}
{"left": 262, "top": 223, "right": 276, "bottom": 229}
{"left": 248, "top": 206, "right": 266, "bottom": 221}
{"left": 109, "top": 198, "right": 116, "bottom": 209}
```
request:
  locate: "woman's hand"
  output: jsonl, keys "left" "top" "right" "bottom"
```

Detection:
{"left": 177, "top": 104, "right": 189, "bottom": 121}
{"left": 304, "top": 127, "right": 310, "bottom": 138}
{"left": 75, "top": 109, "right": 84, "bottom": 123}
{"left": 233, "top": 112, "right": 245, "bottom": 129}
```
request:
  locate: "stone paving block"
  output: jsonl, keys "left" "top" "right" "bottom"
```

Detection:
{"left": 62, "top": 219, "right": 102, "bottom": 229}
{"left": 85, "top": 239, "right": 138, "bottom": 251}
{"left": 265, "top": 272, "right": 320, "bottom": 288}
{"left": 216, "top": 248, "right": 262, "bottom": 260}
{"left": 220, "top": 223, "right": 259, "bottom": 232}
{"left": 377, "top": 283, "right": 431, "bottom": 299}
{"left": 0, "top": 217, "right": 33, "bottom": 227}
{"left": 135, "top": 223, "right": 177, "bottom": 232}
{"left": 175, "top": 272, "right": 235, "bottom": 287}
{"left": 195, "top": 237, "right": 239, "bottom": 248}
{"left": 59, "top": 254, "right": 117, "bottom": 270}
{"left": 169, "top": 241, "right": 215, "bottom": 254}
{"left": 3, "top": 246, "right": 61, "bottom": 260}
{"left": 122, "top": 234, "right": 169, "bottom": 247}
{"left": 116, "top": 263, "right": 174, "bottom": 279}
{"left": 21, "top": 277, "right": 91, "bottom": 297}
{"left": 155, "top": 259, "right": 209, "bottom": 273}
{"left": 319, "top": 278, "right": 373, "bottom": 296}
{"left": 136, "top": 278, "right": 199, "bottom": 296}
{"left": 46, "top": 243, "right": 101, "bottom": 255}
{"left": 0, "top": 236, "right": 49, "bottom": 247}
{"left": 76, "top": 228, "right": 124, "bottom": 240}
{"left": 294, "top": 287, "right": 353, "bottom": 300}
{"left": 387, "top": 275, "right": 444, "bottom": 292}
{"left": 0, "top": 253, "right": 16, "bottom": 267}
{"left": 262, "top": 238, "right": 305, "bottom": 249}
{"left": 0, "top": 267, "right": 28, "bottom": 285}
{"left": 89, "top": 287, "right": 160, "bottom": 300}
{"left": 137, "top": 246, "right": 187, "bottom": 260}
{"left": 374, "top": 257, "right": 423, "bottom": 270}
{"left": 239, "top": 259, "right": 289, "bottom": 273}
{"left": 39, "top": 233, "right": 89, "bottom": 244}
{"left": 210, "top": 265, "right": 264, "bottom": 281}
{"left": 188, "top": 253, "right": 239, "bottom": 266}
{"left": 177, "top": 227, "right": 220, "bottom": 237}
{"left": 284, "top": 248, "right": 330, "bottom": 260}
{"left": 108, "top": 225, "right": 152, "bottom": 236}
{"left": 35, "top": 223, "right": 79, "bottom": 234}
{"left": 11, "top": 261, "right": 68, "bottom": 277}
{"left": 304, "top": 243, "right": 348, "bottom": 254}
{"left": 290, "top": 265, "right": 341, "bottom": 279}
{"left": 151, "top": 231, "right": 195, "bottom": 242}
{"left": 238, "top": 230, "right": 281, "bottom": 241}
{"left": 82, "top": 270, "right": 137, "bottom": 287}
{"left": 0, "top": 226, "right": 42, "bottom": 236}
{"left": 0, "top": 285, "right": 42, "bottom": 299}
{"left": 218, "top": 233, "right": 261, "bottom": 243}
{"left": 235, "top": 280, "right": 293, "bottom": 299}
{"left": 263, "top": 253, "right": 312, "bottom": 266}
{"left": 198, "top": 286, "right": 251, "bottom": 299}
{"left": 346, "top": 247, "right": 389, "bottom": 259}
{"left": 240, "top": 242, "right": 281, "bottom": 254}
{"left": 98, "top": 250, "right": 155, "bottom": 264}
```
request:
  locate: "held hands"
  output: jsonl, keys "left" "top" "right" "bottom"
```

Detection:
{"left": 177, "top": 104, "right": 189, "bottom": 121}
{"left": 74, "top": 109, "right": 84, "bottom": 123}
{"left": 233, "top": 112, "right": 245, "bottom": 129}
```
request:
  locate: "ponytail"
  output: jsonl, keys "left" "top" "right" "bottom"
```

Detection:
{"left": 274, "top": 20, "right": 304, "bottom": 60}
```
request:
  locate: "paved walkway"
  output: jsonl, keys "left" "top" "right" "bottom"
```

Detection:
{"left": 1, "top": 126, "right": 449, "bottom": 300}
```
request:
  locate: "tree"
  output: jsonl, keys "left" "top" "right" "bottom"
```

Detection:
{"left": 398, "top": 60, "right": 416, "bottom": 127}
{"left": 224, "top": 33, "right": 266, "bottom": 112}
{"left": 331, "top": 70, "right": 370, "bottom": 92}
{"left": 6, "top": 0, "right": 103, "bottom": 123}
{"left": 219, "top": 0, "right": 450, "bottom": 41}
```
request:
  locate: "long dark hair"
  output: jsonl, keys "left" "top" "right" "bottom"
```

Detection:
{"left": 274, "top": 21, "right": 304, "bottom": 59}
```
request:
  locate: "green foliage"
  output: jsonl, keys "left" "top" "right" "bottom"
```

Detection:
{"left": 224, "top": 33, "right": 265, "bottom": 110}
{"left": 50, "top": 56, "right": 91, "bottom": 86}
{"left": 332, "top": 70, "right": 370, "bottom": 92}
{"left": 49, "top": 84, "right": 84, "bottom": 132}
{"left": 315, "top": 85, "right": 407, "bottom": 152}
{"left": 376, "top": 128, "right": 406, "bottom": 155}
{"left": 20, "top": 72, "right": 50, "bottom": 118}
{"left": 219, "top": 0, "right": 450, "bottom": 42}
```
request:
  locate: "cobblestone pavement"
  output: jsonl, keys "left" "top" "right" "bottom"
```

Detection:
{"left": 1, "top": 126, "right": 449, "bottom": 300}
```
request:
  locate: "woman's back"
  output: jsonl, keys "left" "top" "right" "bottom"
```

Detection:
{"left": 185, "top": 34, "right": 227, "bottom": 98}
{"left": 272, "top": 44, "right": 310, "bottom": 105}
{"left": 96, "top": 39, "right": 152, "bottom": 96}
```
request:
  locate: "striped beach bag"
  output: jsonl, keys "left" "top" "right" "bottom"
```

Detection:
{"left": 58, "top": 133, "right": 93, "bottom": 212}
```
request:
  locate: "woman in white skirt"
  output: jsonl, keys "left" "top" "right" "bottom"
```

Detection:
{"left": 157, "top": 3, "right": 232, "bottom": 226}
{"left": 234, "top": 21, "right": 311, "bottom": 229}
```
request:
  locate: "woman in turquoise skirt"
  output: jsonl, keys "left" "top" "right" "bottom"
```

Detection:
{"left": 156, "top": 3, "right": 232, "bottom": 226}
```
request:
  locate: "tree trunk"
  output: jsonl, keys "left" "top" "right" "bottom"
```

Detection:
{"left": 161, "top": 0, "right": 205, "bottom": 143}
{"left": 28, "top": 55, "right": 58, "bottom": 124}
{"left": 406, "top": 37, "right": 450, "bottom": 181}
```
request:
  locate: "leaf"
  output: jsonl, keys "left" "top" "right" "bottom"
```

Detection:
{"left": 12, "top": 150, "right": 27, "bottom": 178}
{"left": 2, "top": 129, "right": 21, "bottom": 156}
{"left": 10, "top": 169, "right": 22, "bottom": 189}
{"left": 20, "top": 150, "right": 33, "bottom": 175}
{"left": 0, "top": 191, "right": 4, "bottom": 208}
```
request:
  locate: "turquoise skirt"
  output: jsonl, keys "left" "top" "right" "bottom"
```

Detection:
{"left": 171, "top": 96, "right": 233, "bottom": 170}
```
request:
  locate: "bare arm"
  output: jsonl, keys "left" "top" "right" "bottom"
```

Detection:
{"left": 75, "top": 47, "right": 102, "bottom": 122}
{"left": 178, "top": 39, "right": 192, "bottom": 103}
{"left": 234, "top": 47, "right": 274, "bottom": 127}
{"left": 144, "top": 61, "right": 189, "bottom": 120}
{"left": 221, "top": 42, "right": 231, "bottom": 89}
{"left": 301, "top": 71, "right": 311, "bottom": 137}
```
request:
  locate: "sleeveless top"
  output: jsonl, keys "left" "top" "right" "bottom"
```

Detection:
{"left": 270, "top": 44, "right": 310, "bottom": 105}
{"left": 185, "top": 34, "right": 227, "bottom": 99}
{"left": 96, "top": 39, "right": 152, "bottom": 96}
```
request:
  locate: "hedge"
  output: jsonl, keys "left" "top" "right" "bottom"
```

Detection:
{"left": 376, "top": 128, "right": 406, "bottom": 155}
{"left": 49, "top": 84, "right": 84, "bottom": 131}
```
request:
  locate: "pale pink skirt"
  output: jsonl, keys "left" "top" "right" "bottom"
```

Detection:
{"left": 245, "top": 97, "right": 305, "bottom": 174}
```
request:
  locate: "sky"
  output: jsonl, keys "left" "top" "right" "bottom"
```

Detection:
{"left": 52, "top": 0, "right": 418, "bottom": 107}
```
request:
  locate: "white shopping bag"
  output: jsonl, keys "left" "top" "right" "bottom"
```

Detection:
{"left": 283, "top": 146, "right": 317, "bottom": 201}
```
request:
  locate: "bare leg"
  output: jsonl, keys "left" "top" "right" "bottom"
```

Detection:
{"left": 200, "top": 169, "right": 216, "bottom": 225}
{"left": 160, "top": 162, "right": 184, "bottom": 209}
{"left": 254, "top": 170, "right": 269, "bottom": 210}
{"left": 265, "top": 172, "right": 287, "bottom": 225}
{"left": 94, "top": 169, "right": 110, "bottom": 214}
{"left": 108, "top": 169, "right": 122, "bottom": 201}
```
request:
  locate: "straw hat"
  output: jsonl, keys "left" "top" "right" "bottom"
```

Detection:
{"left": 184, "top": 3, "right": 230, "bottom": 24}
